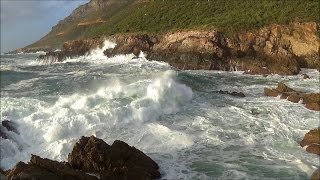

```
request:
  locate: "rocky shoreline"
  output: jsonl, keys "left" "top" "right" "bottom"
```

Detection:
{"left": 1, "top": 136, "right": 161, "bottom": 180}
{"left": 32, "top": 22, "right": 319, "bottom": 75}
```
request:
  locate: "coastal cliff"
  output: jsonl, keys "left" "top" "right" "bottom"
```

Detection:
{"left": 39, "top": 22, "right": 319, "bottom": 75}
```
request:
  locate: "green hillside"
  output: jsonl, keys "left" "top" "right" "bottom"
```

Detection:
{"left": 27, "top": 0, "right": 319, "bottom": 49}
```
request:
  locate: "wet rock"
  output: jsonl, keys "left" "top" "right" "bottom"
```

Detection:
{"left": 305, "top": 103, "right": 320, "bottom": 111}
{"left": 68, "top": 136, "right": 161, "bottom": 179}
{"left": 213, "top": 90, "right": 245, "bottom": 97}
{"left": 6, "top": 155, "right": 98, "bottom": 180}
{"left": 306, "top": 144, "right": 320, "bottom": 156}
{"left": 303, "top": 93, "right": 320, "bottom": 104}
{"left": 302, "top": 74, "right": 310, "bottom": 79}
{"left": 0, "top": 120, "right": 19, "bottom": 139}
{"left": 311, "top": 169, "right": 320, "bottom": 180}
{"left": 275, "top": 82, "right": 295, "bottom": 93}
{"left": 264, "top": 88, "right": 279, "bottom": 97}
{"left": 287, "top": 93, "right": 301, "bottom": 103}
{"left": 300, "top": 128, "right": 320, "bottom": 147}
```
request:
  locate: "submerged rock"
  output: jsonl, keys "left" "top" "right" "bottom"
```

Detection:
{"left": 213, "top": 90, "right": 245, "bottom": 97}
{"left": 68, "top": 136, "right": 161, "bottom": 179}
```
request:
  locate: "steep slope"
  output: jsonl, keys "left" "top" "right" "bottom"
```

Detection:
{"left": 20, "top": 0, "right": 319, "bottom": 52}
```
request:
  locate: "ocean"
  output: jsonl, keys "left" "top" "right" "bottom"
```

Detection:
{"left": 1, "top": 41, "right": 319, "bottom": 179}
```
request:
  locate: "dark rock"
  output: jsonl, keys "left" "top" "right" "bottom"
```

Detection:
{"left": 302, "top": 74, "right": 310, "bottom": 79}
{"left": 1, "top": 120, "right": 19, "bottom": 139}
{"left": 300, "top": 128, "right": 320, "bottom": 147}
{"left": 68, "top": 136, "right": 161, "bottom": 179}
{"left": 264, "top": 88, "right": 279, "bottom": 97}
{"left": 213, "top": 90, "right": 245, "bottom": 97}
{"left": 6, "top": 155, "right": 98, "bottom": 180}
{"left": 311, "top": 169, "right": 320, "bottom": 180}
{"left": 306, "top": 144, "right": 320, "bottom": 156}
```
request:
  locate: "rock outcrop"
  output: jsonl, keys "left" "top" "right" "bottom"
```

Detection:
{"left": 68, "top": 136, "right": 161, "bottom": 179}
{"left": 264, "top": 83, "right": 320, "bottom": 111}
{"left": 4, "top": 136, "right": 161, "bottom": 180}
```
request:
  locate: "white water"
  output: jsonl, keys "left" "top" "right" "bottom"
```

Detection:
{"left": 1, "top": 41, "right": 319, "bottom": 179}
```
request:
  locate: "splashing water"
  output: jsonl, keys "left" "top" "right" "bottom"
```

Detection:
{"left": 1, "top": 41, "right": 319, "bottom": 179}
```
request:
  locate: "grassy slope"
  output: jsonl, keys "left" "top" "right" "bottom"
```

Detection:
{"left": 27, "top": 0, "right": 319, "bottom": 49}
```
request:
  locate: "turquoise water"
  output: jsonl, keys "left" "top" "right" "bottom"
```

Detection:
{"left": 0, "top": 50, "right": 319, "bottom": 179}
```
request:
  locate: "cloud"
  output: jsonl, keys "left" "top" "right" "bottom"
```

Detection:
{"left": 0, "top": 0, "right": 88, "bottom": 52}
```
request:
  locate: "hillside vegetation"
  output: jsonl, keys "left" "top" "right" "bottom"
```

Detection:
{"left": 26, "top": 0, "right": 319, "bottom": 49}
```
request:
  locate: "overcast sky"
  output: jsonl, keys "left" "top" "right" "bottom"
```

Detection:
{"left": 1, "top": 0, "right": 88, "bottom": 53}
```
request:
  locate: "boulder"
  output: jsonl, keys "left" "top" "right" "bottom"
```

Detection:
{"left": 68, "top": 136, "right": 161, "bottom": 179}
{"left": 303, "top": 93, "right": 320, "bottom": 104}
{"left": 305, "top": 103, "right": 320, "bottom": 111}
{"left": 300, "top": 128, "right": 320, "bottom": 147}
{"left": 276, "top": 82, "right": 295, "bottom": 93}
{"left": 287, "top": 93, "right": 301, "bottom": 103}
{"left": 264, "top": 88, "right": 279, "bottom": 97}
{"left": 311, "top": 169, "right": 320, "bottom": 180}
{"left": 306, "top": 144, "right": 320, "bottom": 156}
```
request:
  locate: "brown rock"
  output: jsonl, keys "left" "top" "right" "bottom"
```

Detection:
{"left": 276, "top": 82, "right": 295, "bottom": 93}
{"left": 68, "top": 136, "right": 161, "bottom": 179}
{"left": 311, "top": 169, "right": 320, "bottom": 180}
{"left": 303, "top": 93, "right": 320, "bottom": 104}
{"left": 287, "top": 93, "right": 302, "bottom": 103}
{"left": 213, "top": 90, "right": 245, "bottom": 97}
{"left": 305, "top": 103, "right": 320, "bottom": 111}
{"left": 300, "top": 128, "right": 320, "bottom": 147}
{"left": 306, "top": 144, "right": 320, "bottom": 156}
{"left": 264, "top": 88, "right": 279, "bottom": 97}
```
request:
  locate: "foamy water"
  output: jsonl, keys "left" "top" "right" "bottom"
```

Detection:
{"left": 1, "top": 42, "right": 319, "bottom": 179}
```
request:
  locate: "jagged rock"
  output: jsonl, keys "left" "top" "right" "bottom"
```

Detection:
{"left": 68, "top": 136, "right": 161, "bottom": 179}
{"left": 6, "top": 155, "right": 98, "bottom": 180}
{"left": 311, "top": 169, "right": 320, "bottom": 180}
{"left": 300, "top": 128, "right": 320, "bottom": 147}
{"left": 213, "top": 90, "right": 245, "bottom": 97}
{"left": 303, "top": 93, "right": 320, "bottom": 104}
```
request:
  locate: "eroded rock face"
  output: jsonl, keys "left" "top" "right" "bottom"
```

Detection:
{"left": 68, "top": 136, "right": 161, "bottom": 179}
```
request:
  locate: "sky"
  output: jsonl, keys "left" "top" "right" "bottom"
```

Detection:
{"left": 1, "top": 0, "right": 88, "bottom": 53}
